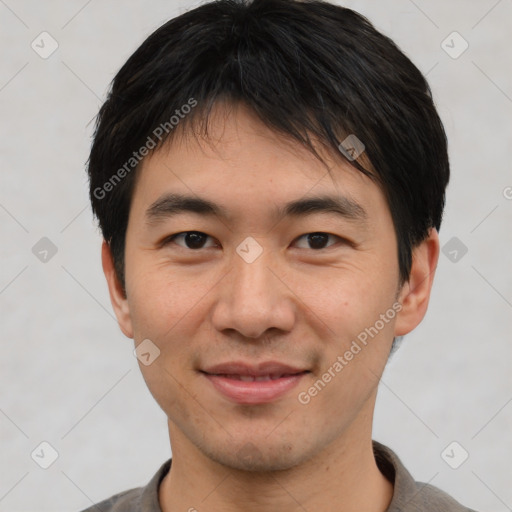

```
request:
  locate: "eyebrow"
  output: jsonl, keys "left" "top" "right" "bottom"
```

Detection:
{"left": 145, "top": 192, "right": 367, "bottom": 225}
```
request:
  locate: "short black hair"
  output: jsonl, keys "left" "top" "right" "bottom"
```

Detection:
{"left": 87, "top": 0, "right": 449, "bottom": 290}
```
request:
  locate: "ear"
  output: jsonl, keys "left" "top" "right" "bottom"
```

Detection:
{"left": 394, "top": 228, "right": 440, "bottom": 337}
{"left": 101, "top": 240, "right": 134, "bottom": 339}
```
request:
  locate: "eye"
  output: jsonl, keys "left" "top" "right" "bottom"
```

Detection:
{"left": 162, "top": 231, "right": 346, "bottom": 251}
{"left": 293, "top": 232, "right": 342, "bottom": 250}
{"left": 163, "top": 231, "right": 218, "bottom": 250}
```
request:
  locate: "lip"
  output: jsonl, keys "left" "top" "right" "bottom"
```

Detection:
{"left": 201, "top": 361, "right": 310, "bottom": 405}
{"left": 202, "top": 361, "right": 307, "bottom": 377}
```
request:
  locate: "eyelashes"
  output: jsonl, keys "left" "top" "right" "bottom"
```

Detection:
{"left": 162, "top": 231, "right": 347, "bottom": 251}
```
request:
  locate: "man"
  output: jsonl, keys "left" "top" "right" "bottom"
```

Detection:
{"left": 83, "top": 0, "right": 477, "bottom": 510}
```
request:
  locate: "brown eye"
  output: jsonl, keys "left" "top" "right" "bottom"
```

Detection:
{"left": 294, "top": 232, "right": 340, "bottom": 250}
{"left": 165, "top": 231, "right": 217, "bottom": 250}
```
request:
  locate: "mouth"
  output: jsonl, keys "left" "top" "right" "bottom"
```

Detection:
{"left": 207, "top": 373, "right": 306, "bottom": 381}
{"left": 200, "top": 361, "right": 310, "bottom": 404}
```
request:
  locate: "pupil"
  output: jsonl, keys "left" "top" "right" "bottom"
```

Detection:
{"left": 186, "top": 231, "right": 205, "bottom": 249}
{"left": 308, "top": 232, "right": 328, "bottom": 249}
{"left": 183, "top": 232, "right": 328, "bottom": 250}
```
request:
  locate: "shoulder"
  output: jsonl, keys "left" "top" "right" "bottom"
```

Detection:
{"left": 79, "top": 458, "right": 171, "bottom": 512}
{"left": 373, "top": 441, "right": 478, "bottom": 512}
{"left": 79, "top": 486, "right": 144, "bottom": 512}
{"left": 407, "top": 481, "right": 478, "bottom": 512}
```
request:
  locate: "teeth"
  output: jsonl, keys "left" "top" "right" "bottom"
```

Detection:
{"left": 224, "top": 374, "right": 287, "bottom": 381}
{"left": 255, "top": 375, "right": 271, "bottom": 381}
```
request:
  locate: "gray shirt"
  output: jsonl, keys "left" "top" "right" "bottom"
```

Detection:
{"left": 80, "top": 441, "right": 477, "bottom": 511}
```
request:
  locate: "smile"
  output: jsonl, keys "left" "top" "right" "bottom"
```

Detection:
{"left": 201, "top": 370, "right": 309, "bottom": 404}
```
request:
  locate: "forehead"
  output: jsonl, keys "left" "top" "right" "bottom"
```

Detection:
{"left": 130, "top": 103, "right": 388, "bottom": 227}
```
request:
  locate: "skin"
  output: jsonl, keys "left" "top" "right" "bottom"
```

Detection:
{"left": 102, "top": 102, "right": 439, "bottom": 512}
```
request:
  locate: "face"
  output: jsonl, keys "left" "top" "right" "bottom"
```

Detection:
{"left": 104, "top": 102, "right": 437, "bottom": 472}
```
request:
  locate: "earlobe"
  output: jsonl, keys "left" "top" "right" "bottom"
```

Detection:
{"left": 394, "top": 228, "right": 440, "bottom": 337}
{"left": 101, "top": 240, "right": 134, "bottom": 339}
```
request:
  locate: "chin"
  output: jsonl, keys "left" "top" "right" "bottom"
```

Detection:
{"left": 200, "top": 436, "right": 313, "bottom": 473}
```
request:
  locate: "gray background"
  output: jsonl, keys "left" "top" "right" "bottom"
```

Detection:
{"left": 1, "top": 0, "right": 511, "bottom": 511}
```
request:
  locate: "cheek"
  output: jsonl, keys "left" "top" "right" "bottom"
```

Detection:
{"left": 126, "top": 267, "right": 206, "bottom": 416}
{"left": 125, "top": 260, "right": 209, "bottom": 340}
{"left": 294, "top": 267, "right": 397, "bottom": 339}
{"left": 295, "top": 268, "right": 399, "bottom": 402}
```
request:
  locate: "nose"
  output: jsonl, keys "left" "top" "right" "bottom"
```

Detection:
{"left": 210, "top": 242, "right": 296, "bottom": 340}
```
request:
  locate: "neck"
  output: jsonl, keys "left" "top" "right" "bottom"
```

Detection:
{"left": 159, "top": 409, "right": 393, "bottom": 512}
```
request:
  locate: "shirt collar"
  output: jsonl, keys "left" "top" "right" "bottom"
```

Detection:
{"left": 138, "top": 441, "right": 425, "bottom": 511}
